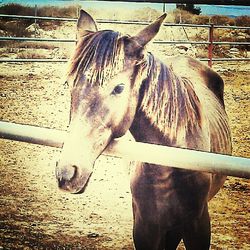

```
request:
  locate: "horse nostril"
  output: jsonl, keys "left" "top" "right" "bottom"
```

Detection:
{"left": 60, "top": 165, "right": 78, "bottom": 182}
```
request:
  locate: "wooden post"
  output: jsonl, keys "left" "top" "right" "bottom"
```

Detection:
{"left": 208, "top": 23, "right": 214, "bottom": 67}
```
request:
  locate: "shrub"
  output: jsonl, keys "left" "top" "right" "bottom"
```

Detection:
{"left": 173, "top": 9, "right": 193, "bottom": 24}
{"left": 0, "top": 20, "right": 32, "bottom": 37}
{"left": 176, "top": 4, "right": 201, "bottom": 15}
{"left": 133, "top": 7, "right": 162, "bottom": 21}
{"left": 210, "top": 15, "right": 235, "bottom": 26}
{"left": 0, "top": 3, "right": 80, "bottom": 36}
{"left": 235, "top": 16, "right": 250, "bottom": 27}
{"left": 0, "top": 3, "right": 79, "bottom": 18}
{"left": 18, "top": 50, "right": 48, "bottom": 59}
{"left": 0, "top": 3, "right": 34, "bottom": 16}
{"left": 37, "top": 5, "right": 79, "bottom": 18}
{"left": 192, "top": 15, "right": 210, "bottom": 25}
{"left": 235, "top": 15, "right": 250, "bottom": 37}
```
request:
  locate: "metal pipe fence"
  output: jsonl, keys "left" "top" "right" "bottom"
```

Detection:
{"left": 0, "top": 14, "right": 249, "bottom": 65}
{"left": 0, "top": 36, "right": 76, "bottom": 42}
{"left": 0, "top": 36, "right": 248, "bottom": 46}
{"left": 0, "top": 120, "right": 249, "bottom": 179}
{"left": 1, "top": 14, "right": 250, "bottom": 29}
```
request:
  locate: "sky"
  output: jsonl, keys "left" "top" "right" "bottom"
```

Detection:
{"left": 1, "top": 0, "right": 250, "bottom": 17}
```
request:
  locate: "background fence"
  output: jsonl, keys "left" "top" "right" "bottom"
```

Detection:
{"left": 0, "top": 13, "right": 250, "bottom": 67}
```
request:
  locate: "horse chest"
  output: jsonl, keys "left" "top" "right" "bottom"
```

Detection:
{"left": 131, "top": 163, "right": 210, "bottom": 222}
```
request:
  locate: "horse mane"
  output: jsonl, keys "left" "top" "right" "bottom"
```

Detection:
{"left": 139, "top": 53, "right": 203, "bottom": 145}
{"left": 138, "top": 53, "right": 231, "bottom": 152}
{"left": 67, "top": 30, "right": 125, "bottom": 87}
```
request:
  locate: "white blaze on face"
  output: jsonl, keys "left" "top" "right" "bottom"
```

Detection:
{"left": 56, "top": 67, "right": 137, "bottom": 193}
{"left": 61, "top": 116, "right": 111, "bottom": 165}
{"left": 56, "top": 114, "right": 112, "bottom": 193}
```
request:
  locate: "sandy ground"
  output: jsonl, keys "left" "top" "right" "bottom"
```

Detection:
{"left": 0, "top": 20, "right": 249, "bottom": 249}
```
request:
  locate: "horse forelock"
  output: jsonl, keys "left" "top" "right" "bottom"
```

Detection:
{"left": 140, "top": 53, "right": 203, "bottom": 144}
{"left": 68, "top": 30, "right": 126, "bottom": 87}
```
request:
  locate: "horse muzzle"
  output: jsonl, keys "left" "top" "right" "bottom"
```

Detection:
{"left": 55, "top": 160, "right": 93, "bottom": 194}
{"left": 55, "top": 120, "right": 112, "bottom": 194}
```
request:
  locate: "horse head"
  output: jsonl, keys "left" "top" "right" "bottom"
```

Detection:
{"left": 56, "top": 10, "right": 166, "bottom": 193}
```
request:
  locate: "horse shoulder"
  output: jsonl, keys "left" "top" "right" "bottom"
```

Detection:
{"left": 166, "top": 57, "right": 231, "bottom": 200}
{"left": 166, "top": 56, "right": 225, "bottom": 106}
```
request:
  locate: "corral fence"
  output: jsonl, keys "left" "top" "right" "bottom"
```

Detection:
{"left": 0, "top": 13, "right": 250, "bottom": 67}
{"left": 0, "top": 12, "right": 250, "bottom": 179}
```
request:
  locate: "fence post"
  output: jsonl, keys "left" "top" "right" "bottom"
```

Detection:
{"left": 163, "top": 3, "right": 166, "bottom": 13}
{"left": 34, "top": 4, "right": 38, "bottom": 37}
{"left": 75, "top": 6, "right": 80, "bottom": 45}
{"left": 208, "top": 23, "right": 214, "bottom": 67}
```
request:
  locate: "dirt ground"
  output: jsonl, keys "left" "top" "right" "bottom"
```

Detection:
{"left": 0, "top": 23, "right": 249, "bottom": 249}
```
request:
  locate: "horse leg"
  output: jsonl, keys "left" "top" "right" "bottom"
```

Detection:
{"left": 132, "top": 201, "right": 165, "bottom": 250}
{"left": 165, "top": 229, "right": 182, "bottom": 250}
{"left": 132, "top": 218, "right": 164, "bottom": 250}
{"left": 182, "top": 205, "right": 211, "bottom": 250}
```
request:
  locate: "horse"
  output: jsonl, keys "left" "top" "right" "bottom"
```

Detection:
{"left": 56, "top": 10, "right": 231, "bottom": 250}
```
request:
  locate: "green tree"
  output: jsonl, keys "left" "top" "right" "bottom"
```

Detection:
{"left": 176, "top": 4, "right": 201, "bottom": 15}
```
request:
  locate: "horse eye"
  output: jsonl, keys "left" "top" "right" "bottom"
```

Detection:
{"left": 111, "top": 84, "right": 125, "bottom": 95}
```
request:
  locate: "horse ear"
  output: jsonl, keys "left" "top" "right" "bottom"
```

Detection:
{"left": 132, "top": 13, "right": 167, "bottom": 47}
{"left": 77, "top": 9, "right": 98, "bottom": 39}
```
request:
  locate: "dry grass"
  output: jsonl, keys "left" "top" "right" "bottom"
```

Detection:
{"left": 0, "top": 20, "right": 32, "bottom": 37}
{"left": 0, "top": 3, "right": 79, "bottom": 18}
{"left": 235, "top": 16, "right": 250, "bottom": 27}
{"left": 0, "top": 41, "right": 59, "bottom": 50}
{"left": 210, "top": 15, "right": 236, "bottom": 26}
{"left": 18, "top": 50, "right": 48, "bottom": 59}
{"left": 0, "top": 4, "right": 79, "bottom": 37}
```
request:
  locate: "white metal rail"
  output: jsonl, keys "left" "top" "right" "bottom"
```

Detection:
{"left": 0, "top": 120, "right": 249, "bottom": 179}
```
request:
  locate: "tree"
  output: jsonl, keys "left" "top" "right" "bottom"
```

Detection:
{"left": 176, "top": 4, "right": 201, "bottom": 15}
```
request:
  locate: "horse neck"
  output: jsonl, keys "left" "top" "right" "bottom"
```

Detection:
{"left": 134, "top": 53, "right": 203, "bottom": 147}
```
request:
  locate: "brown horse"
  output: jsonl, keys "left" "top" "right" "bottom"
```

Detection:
{"left": 56, "top": 10, "right": 231, "bottom": 250}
